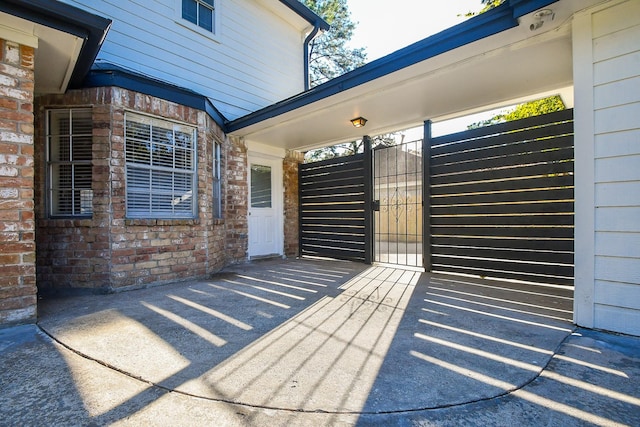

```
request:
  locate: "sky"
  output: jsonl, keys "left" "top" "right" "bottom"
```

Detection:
{"left": 345, "top": 0, "right": 500, "bottom": 136}
{"left": 347, "top": 0, "right": 485, "bottom": 61}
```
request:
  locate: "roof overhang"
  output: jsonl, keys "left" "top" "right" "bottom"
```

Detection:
{"left": 277, "top": 0, "right": 330, "bottom": 32}
{"left": 227, "top": 0, "right": 596, "bottom": 151}
{"left": 0, "top": 0, "right": 111, "bottom": 95}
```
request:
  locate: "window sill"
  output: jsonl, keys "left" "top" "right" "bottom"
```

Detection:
{"left": 39, "top": 217, "right": 94, "bottom": 228}
{"left": 175, "top": 19, "right": 221, "bottom": 44}
{"left": 125, "top": 218, "right": 201, "bottom": 226}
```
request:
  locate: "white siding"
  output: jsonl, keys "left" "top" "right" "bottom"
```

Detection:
{"left": 60, "top": 0, "right": 307, "bottom": 120}
{"left": 575, "top": 0, "right": 640, "bottom": 336}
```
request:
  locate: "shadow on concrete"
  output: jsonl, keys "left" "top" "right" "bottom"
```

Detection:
{"left": 37, "top": 258, "right": 370, "bottom": 424}
{"left": 7, "top": 258, "right": 638, "bottom": 426}
{"left": 358, "top": 272, "right": 574, "bottom": 413}
{"left": 355, "top": 274, "right": 640, "bottom": 426}
{"left": 0, "top": 325, "right": 94, "bottom": 425}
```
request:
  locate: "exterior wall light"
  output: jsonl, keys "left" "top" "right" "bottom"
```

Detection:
{"left": 351, "top": 117, "right": 367, "bottom": 127}
{"left": 530, "top": 9, "right": 554, "bottom": 31}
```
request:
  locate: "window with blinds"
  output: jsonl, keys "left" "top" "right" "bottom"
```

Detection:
{"left": 125, "top": 112, "right": 197, "bottom": 219}
{"left": 46, "top": 108, "right": 93, "bottom": 217}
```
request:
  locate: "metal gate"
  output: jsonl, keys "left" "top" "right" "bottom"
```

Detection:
{"left": 299, "top": 153, "right": 370, "bottom": 262}
{"left": 427, "top": 109, "right": 575, "bottom": 286}
{"left": 372, "top": 139, "right": 425, "bottom": 268}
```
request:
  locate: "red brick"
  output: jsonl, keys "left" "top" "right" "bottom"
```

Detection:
{"left": 0, "top": 295, "right": 36, "bottom": 310}
{"left": 33, "top": 87, "right": 241, "bottom": 293}
{"left": 0, "top": 98, "right": 17, "bottom": 110}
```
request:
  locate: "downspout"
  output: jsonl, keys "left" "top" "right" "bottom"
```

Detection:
{"left": 303, "top": 22, "right": 322, "bottom": 90}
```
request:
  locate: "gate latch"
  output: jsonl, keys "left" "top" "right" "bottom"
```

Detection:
{"left": 372, "top": 200, "right": 380, "bottom": 211}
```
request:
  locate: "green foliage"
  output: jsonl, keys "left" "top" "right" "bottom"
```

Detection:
{"left": 462, "top": 2, "right": 566, "bottom": 129}
{"left": 304, "top": 133, "right": 398, "bottom": 162}
{"left": 463, "top": 0, "right": 506, "bottom": 17}
{"left": 467, "top": 95, "right": 566, "bottom": 129}
{"left": 503, "top": 96, "right": 566, "bottom": 121}
{"left": 302, "top": 0, "right": 367, "bottom": 86}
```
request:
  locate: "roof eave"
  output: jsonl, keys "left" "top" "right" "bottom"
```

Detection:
{"left": 0, "top": 0, "right": 112, "bottom": 89}
{"left": 278, "top": 0, "right": 330, "bottom": 31}
{"left": 84, "top": 63, "right": 228, "bottom": 130}
{"left": 227, "top": 1, "right": 523, "bottom": 133}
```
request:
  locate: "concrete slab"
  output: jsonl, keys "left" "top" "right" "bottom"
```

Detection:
{"left": 1, "top": 258, "right": 639, "bottom": 426}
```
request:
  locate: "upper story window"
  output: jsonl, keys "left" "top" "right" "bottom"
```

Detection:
{"left": 182, "top": 0, "right": 215, "bottom": 33}
{"left": 46, "top": 108, "right": 93, "bottom": 217}
{"left": 125, "top": 112, "right": 197, "bottom": 219}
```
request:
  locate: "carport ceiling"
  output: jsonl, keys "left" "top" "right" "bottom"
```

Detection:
{"left": 0, "top": 1, "right": 110, "bottom": 95}
{"left": 0, "top": 12, "right": 84, "bottom": 94}
{"left": 229, "top": 1, "right": 585, "bottom": 152}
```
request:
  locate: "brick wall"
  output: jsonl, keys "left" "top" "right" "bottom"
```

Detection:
{"left": 0, "top": 39, "right": 36, "bottom": 323}
{"left": 35, "top": 87, "right": 246, "bottom": 293}
{"left": 283, "top": 150, "right": 303, "bottom": 257}
{"left": 34, "top": 89, "right": 112, "bottom": 292}
{"left": 225, "top": 137, "right": 248, "bottom": 260}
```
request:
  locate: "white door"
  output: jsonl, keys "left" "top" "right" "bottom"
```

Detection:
{"left": 248, "top": 154, "right": 283, "bottom": 258}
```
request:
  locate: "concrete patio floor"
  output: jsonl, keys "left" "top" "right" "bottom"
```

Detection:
{"left": 1, "top": 258, "right": 639, "bottom": 426}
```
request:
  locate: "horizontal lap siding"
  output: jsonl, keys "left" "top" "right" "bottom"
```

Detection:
{"left": 299, "top": 155, "right": 367, "bottom": 262}
{"left": 592, "top": 0, "right": 640, "bottom": 335}
{"left": 430, "top": 109, "right": 574, "bottom": 286}
{"left": 62, "top": 0, "right": 304, "bottom": 119}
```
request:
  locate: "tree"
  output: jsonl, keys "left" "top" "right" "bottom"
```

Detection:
{"left": 463, "top": 1, "right": 565, "bottom": 128}
{"left": 302, "top": 0, "right": 367, "bottom": 87}
{"left": 502, "top": 95, "right": 566, "bottom": 121}
{"left": 304, "top": 133, "right": 398, "bottom": 162}
{"left": 463, "top": 0, "right": 506, "bottom": 17}
{"left": 467, "top": 96, "right": 566, "bottom": 129}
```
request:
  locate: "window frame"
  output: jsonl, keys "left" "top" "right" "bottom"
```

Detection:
{"left": 45, "top": 108, "right": 93, "bottom": 218}
{"left": 212, "top": 141, "right": 222, "bottom": 218}
{"left": 176, "top": 0, "right": 220, "bottom": 41}
{"left": 124, "top": 111, "right": 198, "bottom": 220}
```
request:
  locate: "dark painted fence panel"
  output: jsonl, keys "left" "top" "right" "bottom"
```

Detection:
{"left": 299, "top": 154, "right": 368, "bottom": 262}
{"left": 428, "top": 109, "right": 574, "bottom": 286}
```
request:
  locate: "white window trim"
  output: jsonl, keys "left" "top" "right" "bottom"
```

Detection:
{"left": 46, "top": 108, "right": 93, "bottom": 218}
{"left": 124, "top": 111, "right": 198, "bottom": 220}
{"left": 212, "top": 141, "right": 222, "bottom": 218}
{"left": 174, "top": 0, "right": 222, "bottom": 43}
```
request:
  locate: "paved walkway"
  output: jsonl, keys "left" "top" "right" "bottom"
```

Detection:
{"left": 1, "top": 258, "right": 639, "bottom": 426}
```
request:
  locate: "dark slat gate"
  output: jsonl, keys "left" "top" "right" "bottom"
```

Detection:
{"left": 299, "top": 153, "right": 370, "bottom": 262}
{"left": 427, "top": 109, "right": 574, "bottom": 286}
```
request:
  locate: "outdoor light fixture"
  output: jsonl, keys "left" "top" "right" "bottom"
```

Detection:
{"left": 530, "top": 9, "right": 554, "bottom": 31}
{"left": 351, "top": 117, "right": 367, "bottom": 128}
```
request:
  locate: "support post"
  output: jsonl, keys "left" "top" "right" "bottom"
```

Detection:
{"left": 298, "top": 165, "right": 303, "bottom": 258}
{"left": 423, "top": 121, "right": 432, "bottom": 271}
{"left": 363, "top": 135, "right": 373, "bottom": 264}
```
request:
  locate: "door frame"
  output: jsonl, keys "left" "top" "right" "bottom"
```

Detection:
{"left": 247, "top": 146, "right": 284, "bottom": 259}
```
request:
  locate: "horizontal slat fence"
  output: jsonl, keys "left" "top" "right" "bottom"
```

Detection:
{"left": 299, "top": 154, "right": 368, "bottom": 262}
{"left": 429, "top": 109, "right": 574, "bottom": 286}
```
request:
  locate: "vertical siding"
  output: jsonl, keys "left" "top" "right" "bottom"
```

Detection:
{"left": 60, "top": 0, "right": 306, "bottom": 120}
{"left": 592, "top": 0, "right": 640, "bottom": 335}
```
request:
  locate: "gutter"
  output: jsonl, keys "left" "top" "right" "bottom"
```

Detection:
{"left": 84, "top": 63, "right": 228, "bottom": 131}
{"left": 226, "top": 0, "right": 559, "bottom": 133}
{"left": 226, "top": 3, "right": 517, "bottom": 133}
{"left": 303, "top": 22, "right": 323, "bottom": 90}
{"left": 278, "top": 0, "right": 329, "bottom": 29}
{"left": 277, "top": 0, "right": 330, "bottom": 90}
